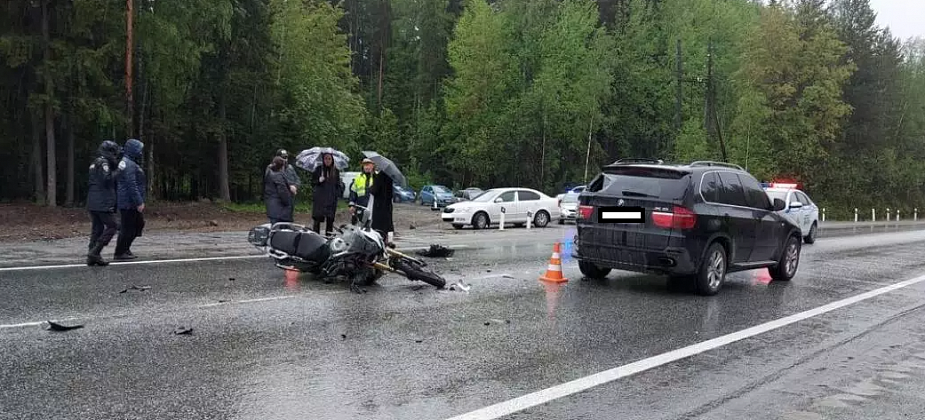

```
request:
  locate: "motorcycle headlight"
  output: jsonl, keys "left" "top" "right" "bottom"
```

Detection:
{"left": 329, "top": 238, "right": 347, "bottom": 253}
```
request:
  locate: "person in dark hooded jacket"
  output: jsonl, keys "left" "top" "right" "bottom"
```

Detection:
{"left": 265, "top": 156, "right": 293, "bottom": 224}
{"left": 114, "top": 139, "right": 146, "bottom": 260}
{"left": 85, "top": 140, "right": 122, "bottom": 266}
{"left": 311, "top": 153, "right": 342, "bottom": 236}
{"left": 368, "top": 170, "right": 395, "bottom": 245}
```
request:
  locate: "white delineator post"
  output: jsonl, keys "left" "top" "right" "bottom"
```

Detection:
{"left": 499, "top": 207, "right": 506, "bottom": 231}
{"left": 854, "top": 208, "right": 858, "bottom": 222}
{"left": 822, "top": 208, "right": 826, "bottom": 222}
{"left": 526, "top": 211, "right": 532, "bottom": 230}
{"left": 887, "top": 208, "right": 891, "bottom": 221}
{"left": 897, "top": 210, "right": 901, "bottom": 222}
{"left": 872, "top": 208, "right": 876, "bottom": 222}
{"left": 916, "top": 208, "right": 919, "bottom": 222}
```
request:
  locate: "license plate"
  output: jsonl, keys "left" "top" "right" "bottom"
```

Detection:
{"left": 454, "top": 217, "right": 468, "bottom": 223}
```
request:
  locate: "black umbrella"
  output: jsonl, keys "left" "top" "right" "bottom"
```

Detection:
{"left": 362, "top": 151, "right": 407, "bottom": 188}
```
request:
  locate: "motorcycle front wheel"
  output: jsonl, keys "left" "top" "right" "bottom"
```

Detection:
{"left": 392, "top": 257, "right": 447, "bottom": 289}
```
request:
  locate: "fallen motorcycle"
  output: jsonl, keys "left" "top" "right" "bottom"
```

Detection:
{"left": 247, "top": 205, "right": 446, "bottom": 292}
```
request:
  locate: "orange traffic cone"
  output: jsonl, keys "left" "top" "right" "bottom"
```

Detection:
{"left": 539, "top": 242, "right": 568, "bottom": 283}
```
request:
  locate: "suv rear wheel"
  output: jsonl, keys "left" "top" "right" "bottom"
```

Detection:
{"left": 770, "top": 235, "right": 801, "bottom": 281}
{"left": 579, "top": 261, "right": 610, "bottom": 279}
{"left": 696, "top": 242, "right": 727, "bottom": 296}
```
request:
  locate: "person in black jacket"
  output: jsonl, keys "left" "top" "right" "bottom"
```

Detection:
{"left": 369, "top": 170, "right": 395, "bottom": 246}
{"left": 114, "top": 139, "right": 147, "bottom": 260}
{"left": 265, "top": 156, "right": 294, "bottom": 224}
{"left": 311, "top": 153, "right": 342, "bottom": 236}
{"left": 86, "top": 140, "right": 122, "bottom": 266}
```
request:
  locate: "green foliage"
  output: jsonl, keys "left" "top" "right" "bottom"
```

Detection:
{"left": 1, "top": 0, "right": 924, "bottom": 218}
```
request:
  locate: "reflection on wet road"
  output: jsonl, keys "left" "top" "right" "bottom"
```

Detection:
{"left": 2, "top": 229, "right": 925, "bottom": 420}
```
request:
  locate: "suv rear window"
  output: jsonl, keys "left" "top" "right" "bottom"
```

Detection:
{"left": 589, "top": 167, "right": 690, "bottom": 200}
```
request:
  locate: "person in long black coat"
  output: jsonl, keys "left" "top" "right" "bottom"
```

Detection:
{"left": 265, "top": 156, "right": 293, "bottom": 224}
{"left": 368, "top": 170, "right": 395, "bottom": 244}
{"left": 311, "top": 153, "right": 342, "bottom": 235}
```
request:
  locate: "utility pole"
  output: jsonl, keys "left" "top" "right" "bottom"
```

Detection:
{"left": 126, "top": 0, "right": 134, "bottom": 138}
{"left": 704, "top": 39, "right": 713, "bottom": 138}
{"left": 703, "top": 39, "right": 727, "bottom": 162}
{"left": 675, "top": 39, "right": 683, "bottom": 133}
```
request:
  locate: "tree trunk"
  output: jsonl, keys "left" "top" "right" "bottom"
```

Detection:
{"left": 42, "top": 0, "right": 57, "bottom": 208}
{"left": 125, "top": 0, "right": 135, "bottom": 137}
{"left": 147, "top": 132, "right": 156, "bottom": 200}
{"left": 218, "top": 94, "right": 231, "bottom": 202}
{"left": 65, "top": 112, "right": 75, "bottom": 207}
{"left": 32, "top": 110, "right": 45, "bottom": 205}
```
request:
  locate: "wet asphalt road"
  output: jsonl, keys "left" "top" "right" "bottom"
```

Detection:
{"left": 3, "top": 227, "right": 925, "bottom": 419}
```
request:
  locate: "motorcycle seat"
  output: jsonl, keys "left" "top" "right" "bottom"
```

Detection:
{"left": 270, "top": 229, "right": 330, "bottom": 261}
{"left": 270, "top": 231, "right": 302, "bottom": 256}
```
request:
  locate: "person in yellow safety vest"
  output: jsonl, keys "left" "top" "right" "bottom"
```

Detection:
{"left": 348, "top": 158, "right": 376, "bottom": 225}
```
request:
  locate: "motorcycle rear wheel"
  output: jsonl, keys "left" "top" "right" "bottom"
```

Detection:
{"left": 392, "top": 258, "right": 447, "bottom": 289}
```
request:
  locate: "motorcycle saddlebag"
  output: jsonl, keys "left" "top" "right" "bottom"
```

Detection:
{"left": 248, "top": 224, "right": 271, "bottom": 247}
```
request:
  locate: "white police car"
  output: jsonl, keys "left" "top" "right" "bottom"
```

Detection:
{"left": 761, "top": 182, "right": 819, "bottom": 244}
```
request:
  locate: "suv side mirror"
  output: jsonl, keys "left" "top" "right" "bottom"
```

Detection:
{"left": 772, "top": 198, "right": 786, "bottom": 212}
{"left": 789, "top": 201, "right": 803, "bottom": 209}
{"left": 494, "top": 197, "right": 503, "bottom": 203}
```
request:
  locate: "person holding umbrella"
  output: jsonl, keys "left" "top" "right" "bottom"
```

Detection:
{"left": 310, "top": 153, "right": 343, "bottom": 236}
{"left": 363, "top": 151, "right": 407, "bottom": 247}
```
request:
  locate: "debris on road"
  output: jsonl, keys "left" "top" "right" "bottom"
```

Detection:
{"left": 448, "top": 280, "right": 471, "bottom": 293}
{"left": 416, "top": 244, "right": 455, "bottom": 258}
{"left": 119, "top": 285, "right": 151, "bottom": 294}
{"left": 173, "top": 327, "right": 193, "bottom": 335}
{"left": 45, "top": 321, "right": 83, "bottom": 332}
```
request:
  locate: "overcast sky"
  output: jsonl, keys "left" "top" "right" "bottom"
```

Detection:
{"left": 868, "top": 0, "right": 925, "bottom": 41}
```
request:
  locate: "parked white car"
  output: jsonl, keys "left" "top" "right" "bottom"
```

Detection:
{"left": 558, "top": 191, "right": 580, "bottom": 224}
{"left": 762, "top": 183, "right": 819, "bottom": 244}
{"left": 441, "top": 187, "right": 560, "bottom": 230}
{"left": 555, "top": 185, "right": 585, "bottom": 201}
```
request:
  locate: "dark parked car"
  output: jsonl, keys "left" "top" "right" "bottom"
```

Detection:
{"left": 393, "top": 185, "right": 416, "bottom": 203}
{"left": 572, "top": 159, "right": 803, "bottom": 296}
{"left": 454, "top": 187, "right": 484, "bottom": 201}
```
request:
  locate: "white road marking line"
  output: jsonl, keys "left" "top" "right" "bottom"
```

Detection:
{"left": 443, "top": 273, "right": 925, "bottom": 420}
{"left": 0, "top": 317, "right": 82, "bottom": 330}
{"left": 0, "top": 245, "right": 472, "bottom": 273}
{"left": 0, "top": 271, "right": 469, "bottom": 329}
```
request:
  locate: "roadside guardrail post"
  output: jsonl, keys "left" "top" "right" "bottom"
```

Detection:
{"left": 854, "top": 208, "right": 858, "bottom": 222}
{"left": 499, "top": 207, "right": 506, "bottom": 231}
{"left": 872, "top": 208, "right": 876, "bottom": 222}
{"left": 822, "top": 208, "right": 826, "bottom": 222}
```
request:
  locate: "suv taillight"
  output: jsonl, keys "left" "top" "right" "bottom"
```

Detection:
{"left": 578, "top": 205, "right": 594, "bottom": 220}
{"left": 652, "top": 206, "right": 697, "bottom": 229}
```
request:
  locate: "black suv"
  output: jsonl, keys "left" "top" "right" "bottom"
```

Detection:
{"left": 572, "top": 159, "right": 803, "bottom": 295}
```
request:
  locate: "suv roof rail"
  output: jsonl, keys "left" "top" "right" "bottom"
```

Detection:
{"left": 689, "top": 161, "right": 745, "bottom": 171}
{"left": 611, "top": 158, "right": 665, "bottom": 165}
